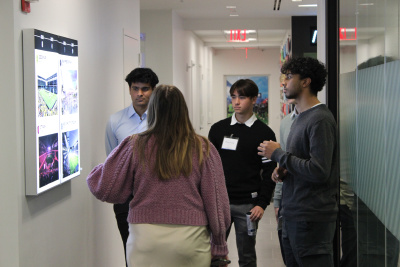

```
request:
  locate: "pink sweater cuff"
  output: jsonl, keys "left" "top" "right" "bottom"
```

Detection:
{"left": 211, "top": 234, "right": 228, "bottom": 257}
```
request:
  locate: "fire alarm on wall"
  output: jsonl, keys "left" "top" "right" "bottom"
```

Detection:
{"left": 22, "top": 0, "right": 38, "bottom": 13}
{"left": 21, "top": 0, "right": 31, "bottom": 13}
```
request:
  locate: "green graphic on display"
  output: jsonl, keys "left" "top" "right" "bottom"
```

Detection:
{"left": 68, "top": 154, "right": 79, "bottom": 174}
{"left": 38, "top": 89, "right": 58, "bottom": 109}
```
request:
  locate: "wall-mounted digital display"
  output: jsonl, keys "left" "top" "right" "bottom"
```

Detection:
{"left": 23, "top": 29, "right": 80, "bottom": 195}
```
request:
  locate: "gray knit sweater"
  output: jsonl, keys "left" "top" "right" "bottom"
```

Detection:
{"left": 271, "top": 104, "right": 338, "bottom": 222}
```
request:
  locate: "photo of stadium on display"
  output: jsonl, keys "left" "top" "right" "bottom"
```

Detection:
{"left": 62, "top": 129, "right": 79, "bottom": 178}
{"left": 37, "top": 71, "right": 59, "bottom": 117}
{"left": 38, "top": 133, "right": 59, "bottom": 188}
{"left": 60, "top": 65, "right": 78, "bottom": 115}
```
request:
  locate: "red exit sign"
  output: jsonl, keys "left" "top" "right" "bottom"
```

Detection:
{"left": 229, "top": 29, "right": 248, "bottom": 42}
{"left": 340, "top": 27, "right": 357, "bottom": 40}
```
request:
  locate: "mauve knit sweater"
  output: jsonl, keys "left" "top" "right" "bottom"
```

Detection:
{"left": 87, "top": 135, "right": 231, "bottom": 257}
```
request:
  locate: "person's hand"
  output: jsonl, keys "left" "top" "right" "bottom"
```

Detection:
{"left": 257, "top": 140, "right": 281, "bottom": 159}
{"left": 274, "top": 207, "right": 279, "bottom": 223}
{"left": 249, "top": 205, "right": 264, "bottom": 221}
{"left": 271, "top": 166, "right": 287, "bottom": 183}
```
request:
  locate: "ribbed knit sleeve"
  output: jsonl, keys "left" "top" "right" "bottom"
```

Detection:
{"left": 87, "top": 136, "right": 135, "bottom": 204}
{"left": 200, "top": 142, "right": 231, "bottom": 257}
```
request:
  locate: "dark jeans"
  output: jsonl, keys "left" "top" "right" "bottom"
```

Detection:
{"left": 278, "top": 227, "right": 286, "bottom": 265}
{"left": 282, "top": 219, "right": 336, "bottom": 267}
{"left": 227, "top": 203, "right": 257, "bottom": 267}
{"left": 277, "top": 204, "right": 286, "bottom": 265}
{"left": 113, "top": 195, "right": 133, "bottom": 267}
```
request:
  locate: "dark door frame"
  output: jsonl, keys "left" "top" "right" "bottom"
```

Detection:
{"left": 325, "top": 1, "right": 340, "bottom": 266}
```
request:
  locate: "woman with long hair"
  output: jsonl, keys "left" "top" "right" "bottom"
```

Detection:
{"left": 87, "top": 85, "right": 231, "bottom": 267}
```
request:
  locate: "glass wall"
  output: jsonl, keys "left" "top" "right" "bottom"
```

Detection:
{"left": 339, "top": 0, "right": 400, "bottom": 266}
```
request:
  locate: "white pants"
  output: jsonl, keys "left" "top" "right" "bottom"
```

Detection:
{"left": 126, "top": 223, "right": 211, "bottom": 267}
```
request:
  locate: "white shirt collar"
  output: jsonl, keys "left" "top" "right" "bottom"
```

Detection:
{"left": 230, "top": 113, "right": 257, "bottom": 127}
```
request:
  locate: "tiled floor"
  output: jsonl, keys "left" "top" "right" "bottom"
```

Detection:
{"left": 226, "top": 207, "right": 286, "bottom": 267}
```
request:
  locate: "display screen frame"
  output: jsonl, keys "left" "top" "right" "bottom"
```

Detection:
{"left": 23, "top": 29, "right": 80, "bottom": 196}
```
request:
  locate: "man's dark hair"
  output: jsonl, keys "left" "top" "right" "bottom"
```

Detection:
{"left": 229, "top": 79, "right": 258, "bottom": 98}
{"left": 125, "top": 67, "right": 159, "bottom": 88}
{"left": 281, "top": 57, "right": 327, "bottom": 96}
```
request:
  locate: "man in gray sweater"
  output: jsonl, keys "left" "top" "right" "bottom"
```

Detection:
{"left": 258, "top": 57, "right": 338, "bottom": 267}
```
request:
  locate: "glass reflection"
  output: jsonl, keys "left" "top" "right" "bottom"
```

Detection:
{"left": 339, "top": 0, "right": 400, "bottom": 266}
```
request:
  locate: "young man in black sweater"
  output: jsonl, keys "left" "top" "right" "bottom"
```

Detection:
{"left": 208, "top": 79, "right": 276, "bottom": 267}
{"left": 258, "top": 57, "right": 338, "bottom": 267}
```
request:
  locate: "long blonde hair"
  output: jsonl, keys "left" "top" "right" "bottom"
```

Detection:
{"left": 134, "top": 85, "right": 209, "bottom": 180}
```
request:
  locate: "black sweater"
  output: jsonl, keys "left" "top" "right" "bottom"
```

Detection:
{"left": 208, "top": 117, "right": 276, "bottom": 209}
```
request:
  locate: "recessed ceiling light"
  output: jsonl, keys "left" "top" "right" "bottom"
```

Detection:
{"left": 226, "top": 6, "right": 236, "bottom": 9}
{"left": 248, "top": 38, "right": 257, "bottom": 41}
{"left": 299, "top": 4, "right": 317, "bottom": 7}
{"left": 230, "top": 14, "right": 239, "bottom": 17}
{"left": 360, "top": 3, "right": 374, "bottom": 5}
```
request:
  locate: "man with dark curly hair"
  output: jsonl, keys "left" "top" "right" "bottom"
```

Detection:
{"left": 258, "top": 57, "right": 338, "bottom": 267}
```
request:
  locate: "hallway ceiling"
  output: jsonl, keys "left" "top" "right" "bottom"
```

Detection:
{"left": 140, "top": 0, "right": 321, "bottom": 50}
{"left": 140, "top": 0, "right": 321, "bottom": 20}
{"left": 140, "top": 0, "right": 378, "bottom": 50}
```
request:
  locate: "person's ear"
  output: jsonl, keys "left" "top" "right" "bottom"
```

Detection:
{"left": 301, "top": 77, "right": 311, "bottom": 88}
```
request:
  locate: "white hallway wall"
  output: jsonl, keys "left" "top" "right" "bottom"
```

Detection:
{"left": 140, "top": 10, "right": 174, "bottom": 86}
{"left": 183, "top": 30, "right": 214, "bottom": 136}
{"left": 0, "top": 0, "right": 20, "bottom": 266}
{"left": 0, "top": 0, "right": 140, "bottom": 266}
{"left": 141, "top": 10, "right": 214, "bottom": 136}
